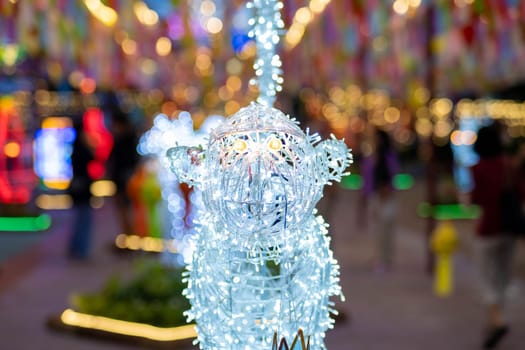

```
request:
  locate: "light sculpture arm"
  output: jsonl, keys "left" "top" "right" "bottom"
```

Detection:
{"left": 166, "top": 146, "right": 205, "bottom": 187}
{"left": 315, "top": 135, "right": 353, "bottom": 186}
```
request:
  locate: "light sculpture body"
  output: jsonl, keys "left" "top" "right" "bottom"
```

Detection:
{"left": 168, "top": 103, "right": 352, "bottom": 349}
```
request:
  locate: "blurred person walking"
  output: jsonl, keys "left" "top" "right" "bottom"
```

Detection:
{"left": 107, "top": 109, "right": 139, "bottom": 235}
{"left": 67, "top": 119, "right": 95, "bottom": 260}
{"left": 362, "top": 128, "right": 399, "bottom": 272}
{"left": 469, "top": 123, "right": 521, "bottom": 349}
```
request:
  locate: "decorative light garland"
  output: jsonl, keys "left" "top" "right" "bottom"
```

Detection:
{"left": 247, "top": 0, "right": 284, "bottom": 106}
{"left": 60, "top": 309, "right": 196, "bottom": 341}
{"left": 165, "top": 1, "right": 352, "bottom": 348}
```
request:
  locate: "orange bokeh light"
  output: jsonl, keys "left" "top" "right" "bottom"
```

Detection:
{"left": 4, "top": 141, "right": 20, "bottom": 158}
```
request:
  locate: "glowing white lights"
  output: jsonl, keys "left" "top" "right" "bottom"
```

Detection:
{"left": 191, "top": 0, "right": 224, "bottom": 34}
{"left": 167, "top": 103, "right": 352, "bottom": 349}
{"left": 247, "top": 0, "right": 285, "bottom": 106}
{"left": 162, "top": 1, "right": 351, "bottom": 348}
{"left": 138, "top": 112, "right": 224, "bottom": 264}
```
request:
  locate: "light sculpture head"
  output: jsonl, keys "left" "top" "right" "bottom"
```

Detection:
{"left": 168, "top": 103, "right": 351, "bottom": 248}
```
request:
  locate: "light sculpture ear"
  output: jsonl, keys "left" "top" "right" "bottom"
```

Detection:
{"left": 166, "top": 146, "right": 204, "bottom": 186}
{"left": 315, "top": 135, "right": 353, "bottom": 186}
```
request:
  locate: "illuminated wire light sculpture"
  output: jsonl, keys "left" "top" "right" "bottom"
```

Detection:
{"left": 166, "top": 1, "right": 352, "bottom": 349}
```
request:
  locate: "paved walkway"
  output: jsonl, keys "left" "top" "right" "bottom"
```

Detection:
{"left": 1, "top": 184, "right": 524, "bottom": 350}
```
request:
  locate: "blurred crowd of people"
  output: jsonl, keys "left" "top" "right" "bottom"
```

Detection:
{"left": 67, "top": 103, "right": 140, "bottom": 261}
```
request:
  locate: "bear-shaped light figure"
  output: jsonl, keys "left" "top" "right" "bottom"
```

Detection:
{"left": 168, "top": 103, "right": 352, "bottom": 349}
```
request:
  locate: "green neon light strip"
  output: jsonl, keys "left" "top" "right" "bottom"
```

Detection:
{"left": 393, "top": 174, "right": 414, "bottom": 190}
{"left": 0, "top": 215, "right": 52, "bottom": 232}
{"left": 340, "top": 174, "right": 363, "bottom": 190}
{"left": 418, "top": 202, "right": 481, "bottom": 220}
{"left": 341, "top": 173, "right": 414, "bottom": 191}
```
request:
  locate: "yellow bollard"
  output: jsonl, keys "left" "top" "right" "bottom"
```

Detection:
{"left": 430, "top": 220, "right": 458, "bottom": 297}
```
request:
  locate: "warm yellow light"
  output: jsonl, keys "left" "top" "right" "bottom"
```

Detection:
{"left": 156, "top": 37, "right": 172, "bottom": 56}
{"left": 141, "top": 59, "right": 157, "bottom": 76}
{"left": 329, "top": 86, "right": 345, "bottom": 106}
{"left": 200, "top": 0, "right": 216, "bottom": 16}
{"left": 60, "top": 309, "right": 196, "bottom": 341}
{"left": 127, "top": 235, "right": 141, "bottom": 250}
{"left": 83, "top": 0, "right": 118, "bottom": 27}
{"left": 409, "top": 0, "right": 422, "bottom": 8}
{"left": 434, "top": 120, "right": 452, "bottom": 138}
{"left": 384, "top": 107, "right": 401, "bottom": 123}
{"left": 35, "top": 194, "right": 73, "bottom": 210}
{"left": 4, "top": 142, "right": 20, "bottom": 158}
{"left": 309, "top": 0, "right": 330, "bottom": 14}
{"left": 233, "top": 139, "right": 248, "bottom": 152}
{"left": 90, "top": 180, "right": 116, "bottom": 197}
{"left": 115, "top": 234, "right": 127, "bottom": 248}
{"left": 42, "top": 117, "right": 72, "bottom": 129}
{"left": 295, "top": 7, "right": 312, "bottom": 25}
{"left": 286, "top": 0, "right": 331, "bottom": 50}
{"left": 415, "top": 118, "right": 433, "bottom": 137}
{"left": 309, "top": 0, "right": 325, "bottom": 14}
{"left": 237, "top": 42, "right": 257, "bottom": 60}
{"left": 226, "top": 76, "right": 242, "bottom": 92}
{"left": 206, "top": 17, "right": 223, "bottom": 34}
{"left": 322, "top": 103, "right": 338, "bottom": 120}
{"left": 225, "top": 101, "right": 241, "bottom": 116}
{"left": 195, "top": 53, "right": 212, "bottom": 71}
{"left": 2, "top": 44, "right": 19, "bottom": 66}
{"left": 284, "top": 23, "right": 305, "bottom": 49}
{"left": 331, "top": 118, "right": 350, "bottom": 133}
{"left": 451, "top": 130, "right": 477, "bottom": 146}
{"left": 226, "top": 58, "right": 243, "bottom": 75}
{"left": 142, "top": 236, "right": 163, "bottom": 252}
{"left": 346, "top": 84, "right": 362, "bottom": 100}
{"left": 414, "top": 87, "right": 430, "bottom": 104}
{"left": 393, "top": 0, "right": 409, "bottom": 15}
{"left": 122, "top": 38, "right": 137, "bottom": 55}
{"left": 218, "top": 86, "right": 233, "bottom": 101}
{"left": 268, "top": 138, "right": 282, "bottom": 151}
{"left": 114, "top": 234, "right": 178, "bottom": 253}
{"left": 44, "top": 180, "right": 71, "bottom": 190}
{"left": 430, "top": 98, "right": 453, "bottom": 118}
{"left": 134, "top": 1, "right": 159, "bottom": 26}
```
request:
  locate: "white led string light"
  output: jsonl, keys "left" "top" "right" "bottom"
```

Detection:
{"left": 166, "top": 1, "right": 353, "bottom": 348}
{"left": 248, "top": 0, "right": 285, "bottom": 106}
